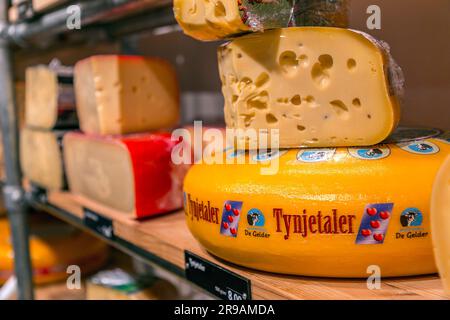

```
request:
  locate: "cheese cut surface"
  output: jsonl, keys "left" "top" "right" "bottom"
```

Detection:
{"left": 74, "top": 55, "right": 179, "bottom": 135}
{"left": 25, "top": 64, "right": 77, "bottom": 129}
{"left": 184, "top": 129, "right": 449, "bottom": 277}
{"left": 431, "top": 155, "right": 450, "bottom": 295}
{"left": 218, "top": 27, "right": 403, "bottom": 148}
{"left": 64, "top": 132, "right": 187, "bottom": 218}
{"left": 0, "top": 216, "right": 108, "bottom": 284}
{"left": 20, "top": 128, "right": 66, "bottom": 190}
{"left": 174, "top": 0, "right": 349, "bottom": 41}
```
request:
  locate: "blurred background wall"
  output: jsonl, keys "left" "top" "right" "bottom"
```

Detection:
{"left": 13, "top": 0, "right": 450, "bottom": 129}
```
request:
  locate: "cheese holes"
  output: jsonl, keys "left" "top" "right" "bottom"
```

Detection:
{"left": 266, "top": 113, "right": 278, "bottom": 124}
{"left": 255, "top": 72, "right": 270, "bottom": 87}
{"left": 279, "top": 51, "right": 298, "bottom": 75}
{"left": 291, "top": 95, "right": 301, "bottom": 105}
{"left": 247, "top": 91, "right": 269, "bottom": 110}
{"left": 311, "top": 54, "right": 333, "bottom": 89}
{"left": 299, "top": 54, "right": 309, "bottom": 67}
{"left": 347, "top": 58, "right": 357, "bottom": 71}
{"left": 305, "top": 95, "right": 318, "bottom": 108}
{"left": 241, "top": 113, "right": 255, "bottom": 127}
{"left": 352, "top": 98, "right": 361, "bottom": 108}
{"left": 297, "top": 125, "right": 306, "bottom": 131}
{"left": 330, "top": 100, "right": 350, "bottom": 119}
{"left": 214, "top": 1, "right": 226, "bottom": 17}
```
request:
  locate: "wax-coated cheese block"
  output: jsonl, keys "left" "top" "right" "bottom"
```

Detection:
{"left": 174, "top": 0, "right": 349, "bottom": 41}
{"left": 0, "top": 215, "right": 108, "bottom": 284}
{"left": 25, "top": 61, "right": 78, "bottom": 129}
{"left": 184, "top": 128, "right": 449, "bottom": 277}
{"left": 218, "top": 27, "right": 404, "bottom": 148}
{"left": 74, "top": 55, "right": 179, "bottom": 135}
{"left": 64, "top": 132, "right": 188, "bottom": 218}
{"left": 20, "top": 128, "right": 67, "bottom": 190}
{"left": 431, "top": 154, "right": 450, "bottom": 295}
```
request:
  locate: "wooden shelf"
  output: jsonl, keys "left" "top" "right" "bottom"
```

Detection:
{"left": 29, "top": 190, "right": 448, "bottom": 300}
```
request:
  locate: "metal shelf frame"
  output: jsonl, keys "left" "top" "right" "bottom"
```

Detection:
{"left": 0, "top": 0, "right": 176, "bottom": 300}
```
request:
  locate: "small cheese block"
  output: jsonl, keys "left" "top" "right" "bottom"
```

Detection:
{"left": 25, "top": 61, "right": 78, "bottom": 129}
{"left": 0, "top": 215, "right": 108, "bottom": 285}
{"left": 184, "top": 128, "right": 449, "bottom": 277}
{"left": 174, "top": 0, "right": 349, "bottom": 41}
{"left": 431, "top": 155, "right": 450, "bottom": 295}
{"left": 20, "top": 128, "right": 67, "bottom": 190}
{"left": 218, "top": 27, "right": 404, "bottom": 148}
{"left": 74, "top": 55, "right": 179, "bottom": 135}
{"left": 64, "top": 132, "right": 188, "bottom": 218}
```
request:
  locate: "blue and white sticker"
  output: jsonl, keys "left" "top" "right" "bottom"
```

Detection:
{"left": 296, "top": 148, "right": 336, "bottom": 163}
{"left": 252, "top": 150, "right": 287, "bottom": 162}
{"left": 348, "top": 145, "right": 390, "bottom": 160}
{"left": 397, "top": 141, "right": 439, "bottom": 155}
{"left": 226, "top": 149, "right": 246, "bottom": 160}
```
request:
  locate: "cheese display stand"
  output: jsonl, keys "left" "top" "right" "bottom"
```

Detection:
{"left": 0, "top": 0, "right": 449, "bottom": 303}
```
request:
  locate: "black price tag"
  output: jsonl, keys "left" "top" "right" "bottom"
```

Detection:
{"left": 30, "top": 183, "right": 48, "bottom": 203}
{"left": 185, "top": 251, "right": 251, "bottom": 300}
{"left": 83, "top": 208, "right": 115, "bottom": 239}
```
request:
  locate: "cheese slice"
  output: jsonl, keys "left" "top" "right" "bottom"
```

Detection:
{"left": 25, "top": 63, "right": 78, "bottom": 129}
{"left": 184, "top": 128, "right": 449, "bottom": 277}
{"left": 74, "top": 55, "right": 179, "bottom": 135}
{"left": 174, "top": 0, "right": 349, "bottom": 41}
{"left": 64, "top": 132, "right": 188, "bottom": 218}
{"left": 0, "top": 215, "right": 108, "bottom": 285}
{"left": 20, "top": 128, "right": 66, "bottom": 190}
{"left": 431, "top": 155, "right": 450, "bottom": 295}
{"left": 218, "top": 27, "right": 404, "bottom": 148}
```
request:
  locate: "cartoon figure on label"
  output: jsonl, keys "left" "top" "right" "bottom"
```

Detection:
{"left": 246, "top": 208, "right": 265, "bottom": 227}
{"left": 349, "top": 145, "right": 390, "bottom": 160}
{"left": 397, "top": 141, "right": 439, "bottom": 155}
{"left": 220, "top": 200, "right": 243, "bottom": 238}
{"left": 400, "top": 208, "right": 423, "bottom": 227}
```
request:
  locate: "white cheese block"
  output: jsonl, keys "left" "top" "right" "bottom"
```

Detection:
{"left": 20, "top": 128, "right": 66, "bottom": 190}
{"left": 74, "top": 55, "right": 179, "bottom": 135}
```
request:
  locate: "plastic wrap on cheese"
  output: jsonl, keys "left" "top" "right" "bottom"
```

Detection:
{"left": 174, "top": 0, "right": 350, "bottom": 41}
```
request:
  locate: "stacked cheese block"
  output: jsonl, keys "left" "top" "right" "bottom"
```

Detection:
{"left": 20, "top": 59, "right": 77, "bottom": 191}
{"left": 177, "top": 1, "right": 450, "bottom": 277}
{"left": 63, "top": 55, "right": 186, "bottom": 219}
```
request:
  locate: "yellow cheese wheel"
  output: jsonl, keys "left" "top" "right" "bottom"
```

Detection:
{"left": 184, "top": 128, "right": 450, "bottom": 277}
{"left": 0, "top": 216, "right": 109, "bottom": 284}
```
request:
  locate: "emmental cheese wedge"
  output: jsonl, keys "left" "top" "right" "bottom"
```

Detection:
{"left": 431, "top": 155, "right": 450, "bottom": 295}
{"left": 20, "top": 128, "right": 66, "bottom": 190}
{"left": 64, "top": 132, "right": 188, "bottom": 219}
{"left": 218, "top": 27, "right": 404, "bottom": 148}
{"left": 74, "top": 55, "right": 179, "bottom": 135}
{"left": 174, "top": 0, "right": 349, "bottom": 41}
{"left": 184, "top": 128, "right": 449, "bottom": 277}
{"left": 25, "top": 61, "right": 78, "bottom": 129}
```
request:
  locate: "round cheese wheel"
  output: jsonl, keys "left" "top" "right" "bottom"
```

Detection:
{"left": 184, "top": 128, "right": 450, "bottom": 277}
{"left": 0, "top": 215, "right": 109, "bottom": 284}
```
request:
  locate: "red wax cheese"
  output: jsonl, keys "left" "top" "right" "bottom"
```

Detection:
{"left": 64, "top": 132, "right": 188, "bottom": 218}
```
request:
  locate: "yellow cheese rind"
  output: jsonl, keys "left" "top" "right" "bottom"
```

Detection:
{"left": 174, "top": 0, "right": 250, "bottom": 41}
{"left": 74, "top": 55, "right": 179, "bottom": 135}
{"left": 184, "top": 132, "right": 449, "bottom": 277}
{"left": 218, "top": 27, "right": 402, "bottom": 148}
{"left": 20, "top": 128, "right": 65, "bottom": 190}
{"left": 431, "top": 155, "right": 450, "bottom": 295}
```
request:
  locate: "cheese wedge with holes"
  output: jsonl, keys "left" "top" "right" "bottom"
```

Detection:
{"left": 218, "top": 27, "right": 404, "bottom": 148}
{"left": 64, "top": 132, "right": 188, "bottom": 218}
{"left": 174, "top": 0, "right": 350, "bottom": 41}
{"left": 184, "top": 128, "right": 449, "bottom": 277}
{"left": 25, "top": 63, "right": 78, "bottom": 129}
{"left": 74, "top": 55, "right": 179, "bottom": 135}
{"left": 20, "top": 128, "right": 66, "bottom": 190}
{"left": 431, "top": 154, "right": 450, "bottom": 295}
